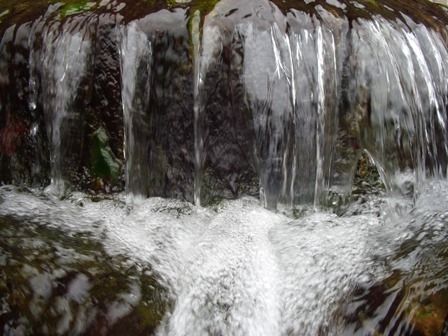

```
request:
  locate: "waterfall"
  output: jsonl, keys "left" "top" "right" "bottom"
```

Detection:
{"left": 1, "top": 1, "right": 448, "bottom": 335}
{"left": 192, "top": 9, "right": 202, "bottom": 206}
{"left": 117, "top": 8, "right": 194, "bottom": 201}
{"left": 120, "top": 21, "right": 153, "bottom": 198}
{"left": 26, "top": 11, "right": 91, "bottom": 195}
{"left": 0, "top": 0, "right": 447, "bottom": 207}
{"left": 43, "top": 29, "right": 90, "bottom": 195}
{"left": 347, "top": 17, "right": 448, "bottom": 195}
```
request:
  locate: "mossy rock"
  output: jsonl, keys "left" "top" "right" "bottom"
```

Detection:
{"left": 0, "top": 216, "right": 170, "bottom": 335}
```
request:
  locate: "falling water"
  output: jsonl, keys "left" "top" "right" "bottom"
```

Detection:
{"left": 1, "top": 0, "right": 448, "bottom": 334}
{"left": 0, "top": 0, "right": 446, "bottom": 203}
{"left": 289, "top": 14, "right": 319, "bottom": 204}
{"left": 32, "top": 17, "right": 90, "bottom": 195}
{"left": 240, "top": 19, "right": 293, "bottom": 208}
{"left": 192, "top": 9, "right": 202, "bottom": 206}
{"left": 122, "top": 0, "right": 448, "bottom": 209}
{"left": 118, "top": 8, "right": 193, "bottom": 201}
{"left": 120, "top": 20, "right": 153, "bottom": 198}
{"left": 346, "top": 16, "right": 448, "bottom": 196}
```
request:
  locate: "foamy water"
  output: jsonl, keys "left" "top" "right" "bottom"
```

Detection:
{"left": 0, "top": 181, "right": 447, "bottom": 335}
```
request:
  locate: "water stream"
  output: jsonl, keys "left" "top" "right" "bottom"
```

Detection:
{"left": 1, "top": 178, "right": 447, "bottom": 334}
{"left": 1, "top": 0, "right": 448, "bottom": 334}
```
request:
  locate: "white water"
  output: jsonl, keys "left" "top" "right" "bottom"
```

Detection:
{"left": 192, "top": 9, "right": 203, "bottom": 207}
{"left": 1, "top": 1, "right": 448, "bottom": 333}
{"left": 32, "top": 18, "right": 90, "bottom": 195}
{"left": 17, "top": 0, "right": 447, "bottom": 211}
{"left": 120, "top": 21, "right": 153, "bottom": 197}
{"left": 1, "top": 179, "right": 446, "bottom": 335}
{"left": 190, "top": 1, "right": 448, "bottom": 209}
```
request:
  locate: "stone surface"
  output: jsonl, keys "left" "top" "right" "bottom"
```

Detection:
{"left": 0, "top": 215, "right": 170, "bottom": 335}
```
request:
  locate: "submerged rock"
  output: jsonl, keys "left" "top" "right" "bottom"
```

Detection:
{"left": 0, "top": 216, "right": 170, "bottom": 335}
{"left": 336, "top": 187, "right": 448, "bottom": 336}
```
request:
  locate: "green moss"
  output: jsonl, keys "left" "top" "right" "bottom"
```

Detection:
{"left": 49, "top": 0, "right": 98, "bottom": 18}
{"left": 166, "top": 0, "right": 178, "bottom": 7}
{"left": 90, "top": 127, "right": 121, "bottom": 182}
{"left": 189, "top": 0, "right": 220, "bottom": 16}
{"left": 362, "top": 0, "right": 379, "bottom": 5}
{"left": 0, "top": 9, "right": 9, "bottom": 23}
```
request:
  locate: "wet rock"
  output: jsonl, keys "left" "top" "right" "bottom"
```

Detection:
{"left": 89, "top": 127, "right": 121, "bottom": 191}
{"left": 82, "top": 10, "right": 124, "bottom": 193}
{"left": 336, "top": 209, "right": 448, "bottom": 336}
{"left": 0, "top": 216, "right": 170, "bottom": 335}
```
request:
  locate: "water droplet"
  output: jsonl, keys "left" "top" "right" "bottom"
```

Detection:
{"left": 30, "top": 124, "right": 38, "bottom": 137}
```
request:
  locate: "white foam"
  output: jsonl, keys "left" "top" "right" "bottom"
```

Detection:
{"left": 0, "top": 181, "right": 447, "bottom": 335}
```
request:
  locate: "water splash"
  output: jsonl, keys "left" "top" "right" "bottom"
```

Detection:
{"left": 1, "top": 178, "right": 447, "bottom": 334}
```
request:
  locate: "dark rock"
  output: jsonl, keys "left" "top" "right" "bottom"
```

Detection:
{"left": 0, "top": 215, "right": 170, "bottom": 335}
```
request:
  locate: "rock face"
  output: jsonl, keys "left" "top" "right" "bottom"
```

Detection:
{"left": 0, "top": 0, "right": 447, "bottom": 208}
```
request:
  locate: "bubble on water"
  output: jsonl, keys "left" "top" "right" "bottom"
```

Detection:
{"left": 0, "top": 180, "right": 447, "bottom": 335}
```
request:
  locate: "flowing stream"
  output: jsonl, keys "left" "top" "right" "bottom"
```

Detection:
{"left": 1, "top": 0, "right": 448, "bottom": 335}
{"left": 1, "top": 178, "right": 448, "bottom": 335}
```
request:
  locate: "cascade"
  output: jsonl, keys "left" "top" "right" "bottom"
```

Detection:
{"left": 1, "top": 0, "right": 448, "bottom": 335}
{"left": 120, "top": 20, "right": 153, "bottom": 197}
{"left": 1, "top": 0, "right": 447, "bottom": 208}
{"left": 39, "top": 21, "right": 91, "bottom": 195}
